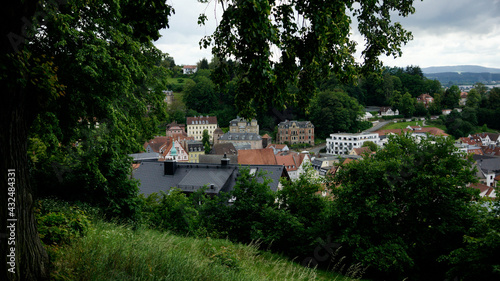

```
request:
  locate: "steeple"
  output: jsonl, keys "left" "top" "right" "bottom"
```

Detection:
{"left": 170, "top": 141, "right": 178, "bottom": 160}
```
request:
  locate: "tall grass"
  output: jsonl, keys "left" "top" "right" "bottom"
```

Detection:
{"left": 49, "top": 220, "right": 357, "bottom": 281}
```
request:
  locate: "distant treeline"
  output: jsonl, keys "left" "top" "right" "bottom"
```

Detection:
{"left": 424, "top": 72, "right": 500, "bottom": 86}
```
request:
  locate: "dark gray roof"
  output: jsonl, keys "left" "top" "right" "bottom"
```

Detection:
{"left": 277, "top": 120, "right": 314, "bottom": 128}
{"left": 199, "top": 154, "right": 238, "bottom": 164}
{"left": 473, "top": 155, "right": 500, "bottom": 173}
{"left": 212, "top": 143, "right": 237, "bottom": 155}
{"left": 128, "top": 152, "right": 159, "bottom": 161}
{"left": 232, "top": 143, "right": 252, "bottom": 151}
{"left": 219, "top": 132, "right": 261, "bottom": 141}
{"left": 186, "top": 140, "right": 204, "bottom": 152}
{"left": 132, "top": 161, "right": 285, "bottom": 196}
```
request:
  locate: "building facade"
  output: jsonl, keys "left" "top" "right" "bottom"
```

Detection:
{"left": 229, "top": 117, "right": 259, "bottom": 134}
{"left": 326, "top": 132, "right": 379, "bottom": 155}
{"left": 416, "top": 93, "right": 434, "bottom": 108}
{"left": 182, "top": 65, "right": 197, "bottom": 75}
{"left": 186, "top": 116, "right": 218, "bottom": 141}
{"left": 277, "top": 120, "right": 315, "bottom": 145}
{"left": 185, "top": 140, "right": 205, "bottom": 163}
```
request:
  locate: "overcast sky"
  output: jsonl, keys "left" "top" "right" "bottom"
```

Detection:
{"left": 154, "top": 0, "right": 500, "bottom": 68}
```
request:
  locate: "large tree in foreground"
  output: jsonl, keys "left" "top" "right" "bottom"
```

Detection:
{"left": 0, "top": 0, "right": 172, "bottom": 280}
{"left": 200, "top": 0, "right": 417, "bottom": 117}
{"left": 329, "top": 133, "right": 478, "bottom": 280}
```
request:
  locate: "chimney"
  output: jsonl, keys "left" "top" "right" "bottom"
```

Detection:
{"left": 221, "top": 153, "right": 230, "bottom": 167}
{"left": 164, "top": 160, "right": 177, "bottom": 175}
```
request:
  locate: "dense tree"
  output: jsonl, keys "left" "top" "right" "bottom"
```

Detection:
{"left": 396, "top": 92, "right": 416, "bottom": 118}
{"left": 182, "top": 75, "right": 217, "bottom": 114}
{"left": 487, "top": 87, "right": 500, "bottom": 109}
{"left": 1, "top": 0, "right": 172, "bottom": 279}
{"left": 424, "top": 78, "right": 443, "bottom": 96}
{"left": 308, "top": 90, "right": 367, "bottom": 139}
{"left": 473, "top": 82, "right": 488, "bottom": 98}
{"left": 442, "top": 110, "right": 475, "bottom": 139}
{"left": 428, "top": 92, "right": 443, "bottom": 115}
{"left": 202, "top": 130, "right": 211, "bottom": 154}
{"left": 384, "top": 66, "right": 440, "bottom": 98}
{"left": 443, "top": 85, "right": 461, "bottom": 108}
{"left": 361, "top": 141, "right": 378, "bottom": 152}
{"left": 197, "top": 58, "right": 209, "bottom": 70}
{"left": 465, "top": 88, "right": 481, "bottom": 108}
{"left": 442, "top": 201, "right": 500, "bottom": 280}
{"left": 414, "top": 101, "right": 428, "bottom": 117}
{"left": 200, "top": 0, "right": 417, "bottom": 117}
{"left": 329, "top": 133, "right": 478, "bottom": 280}
{"left": 362, "top": 73, "right": 386, "bottom": 106}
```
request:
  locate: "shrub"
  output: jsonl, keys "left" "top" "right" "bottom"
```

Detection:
{"left": 35, "top": 198, "right": 93, "bottom": 246}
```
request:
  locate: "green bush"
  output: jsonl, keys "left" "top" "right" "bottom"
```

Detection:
{"left": 142, "top": 188, "right": 199, "bottom": 235}
{"left": 290, "top": 143, "right": 312, "bottom": 150}
{"left": 381, "top": 114, "right": 403, "bottom": 120}
{"left": 35, "top": 198, "right": 94, "bottom": 246}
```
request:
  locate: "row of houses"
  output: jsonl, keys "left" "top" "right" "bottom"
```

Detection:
{"left": 170, "top": 116, "right": 315, "bottom": 152}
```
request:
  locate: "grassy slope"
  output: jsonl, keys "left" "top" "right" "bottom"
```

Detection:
{"left": 379, "top": 120, "right": 446, "bottom": 131}
{"left": 49, "top": 221, "right": 362, "bottom": 281}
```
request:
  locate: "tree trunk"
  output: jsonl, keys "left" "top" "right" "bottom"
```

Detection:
{"left": 1, "top": 96, "right": 49, "bottom": 280}
{"left": 1, "top": 1, "right": 49, "bottom": 279}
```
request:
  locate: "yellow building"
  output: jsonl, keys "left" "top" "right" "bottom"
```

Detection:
{"left": 186, "top": 116, "right": 218, "bottom": 141}
{"left": 186, "top": 140, "right": 205, "bottom": 163}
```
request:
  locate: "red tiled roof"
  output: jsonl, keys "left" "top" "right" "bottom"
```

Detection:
{"left": 482, "top": 146, "right": 500, "bottom": 156}
{"left": 470, "top": 183, "right": 496, "bottom": 198}
{"left": 352, "top": 147, "right": 372, "bottom": 156}
{"left": 238, "top": 148, "right": 277, "bottom": 165}
{"left": 143, "top": 136, "right": 172, "bottom": 152}
{"left": 275, "top": 153, "right": 308, "bottom": 172}
{"left": 459, "top": 137, "right": 478, "bottom": 146}
{"left": 267, "top": 143, "right": 287, "bottom": 149}
{"left": 468, "top": 149, "right": 483, "bottom": 155}
{"left": 417, "top": 93, "right": 434, "bottom": 100}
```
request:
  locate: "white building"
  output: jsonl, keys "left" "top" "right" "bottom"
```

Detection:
{"left": 326, "top": 132, "right": 379, "bottom": 155}
{"left": 186, "top": 116, "right": 218, "bottom": 141}
{"left": 182, "top": 65, "right": 197, "bottom": 75}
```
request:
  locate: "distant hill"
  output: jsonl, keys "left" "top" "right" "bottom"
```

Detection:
{"left": 421, "top": 65, "right": 500, "bottom": 86}
{"left": 422, "top": 65, "right": 500, "bottom": 74}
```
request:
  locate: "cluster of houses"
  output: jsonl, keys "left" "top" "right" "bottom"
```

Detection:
{"left": 455, "top": 133, "right": 500, "bottom": 198}
{"left": 132, "top": 113, "right": 499, "bottom": 200}
{"left": 132, "top": 116, "right": 316, "bottom": 197}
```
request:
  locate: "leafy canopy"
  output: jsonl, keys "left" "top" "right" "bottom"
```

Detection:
{"left": 330, "top": 133, "right": 478, "bottom": 279}
{"left": 200, "top": 0, "right": 416, "bottom": 117}
{"left": 25, "top": 0, "right": 174, "bottom": 219}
